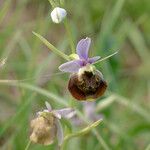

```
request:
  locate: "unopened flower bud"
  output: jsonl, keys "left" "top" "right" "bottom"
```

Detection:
{"left": 51, "top": 7, "right": 67, "bottom": 23}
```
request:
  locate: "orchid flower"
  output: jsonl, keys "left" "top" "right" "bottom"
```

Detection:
{"left": 58, "top": 38, "right": 108, "bottom": 101}
{"left": 59, "top": 37, "right": 100, "bottom": 73}
{"left": 30, "top": 101, "right": 75, "bottom": 146}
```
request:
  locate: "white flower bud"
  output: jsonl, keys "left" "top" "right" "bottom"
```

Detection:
{"left": 50, "top": 7, "right": 67, "bottom": 23}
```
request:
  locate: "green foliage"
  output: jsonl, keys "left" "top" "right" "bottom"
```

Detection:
{"left": 0, "top": 0, "right": 149, "bottom": 150}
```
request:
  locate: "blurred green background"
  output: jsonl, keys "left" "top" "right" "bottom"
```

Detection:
{"left": 0, "top": 0, "right": 150, "bottom": 149}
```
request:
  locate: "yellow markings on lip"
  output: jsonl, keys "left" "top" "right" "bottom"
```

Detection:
{"left": 86, "top": 98, "right": 95, "bottom": 101}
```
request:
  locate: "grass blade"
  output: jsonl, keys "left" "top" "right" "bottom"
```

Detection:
{"left": 0, "top": 0, "right": 11, "bottom": 24}
{"left": 0, "top": 80, "right": 68, "bottom": 106}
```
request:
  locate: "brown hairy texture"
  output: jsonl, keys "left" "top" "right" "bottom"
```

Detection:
{"left": 94, "top": 79, "right": 107, "bottom": 99}
{"left": 68, "top": 74, "right": 86, "bottom": 100}
{"left": 68, "top": 70, "right": 107, "bottom": 101}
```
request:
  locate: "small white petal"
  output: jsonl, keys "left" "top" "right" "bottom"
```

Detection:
{"left": 51, "top": 7, "right": 67, "bottom": 24}
{"left": 45, "top": 101, "right": 52, "bottom": 111}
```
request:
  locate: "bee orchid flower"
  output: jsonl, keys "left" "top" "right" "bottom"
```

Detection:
{"left": 30, "top": 101, "right": 75, "bottom": 146}
{"left": 59, "top": 38, "right": 107, "bottom": 101}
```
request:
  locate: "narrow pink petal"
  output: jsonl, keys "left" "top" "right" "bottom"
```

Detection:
{"left": 55, "top": 119, "right": 64, "bottom": 146}
{"left": 59, "top": 60, "right": 81, "bottom": 73}
{"left": 88, "top": 56, "right": 101, "bottom": 64}
{"left": 76, "top": 37, "right": 91, "bottom": 60}
{"left": 55, "top": 108, "right": 75, "bottom": 119}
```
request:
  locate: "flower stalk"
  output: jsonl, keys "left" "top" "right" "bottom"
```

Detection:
{"left": 64, "top": 19, "right": 75, "bottom": 53}
{"left": 48, "top": 0, "right": 56, "bottom": 8}
{"left": 24, "top": 140, "right": 31, "bottom": 150}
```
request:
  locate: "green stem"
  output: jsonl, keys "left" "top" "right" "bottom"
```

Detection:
{"left": 60, "top": 0, "right": 65, "bottom": 6}
{"left": 48, "top": 0, "right": 56, "bottom": 8}
{"left": 76, "top": 110, "right": 111, "bottom": 150}
{"left": 93, "top": 129, "right": 110, "bottom": 150}
{"left": 25, "top": 140, "right": 31, "bottom": 150}
{"left": 64, "top": 19, "right": 75, "bottom": 53}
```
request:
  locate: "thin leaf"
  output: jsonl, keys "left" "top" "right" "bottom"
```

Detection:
{"left": 32, "top": 31, "right": 70, "bottom": 61}
{"left": 93, "top": 51, "right": 119, "bottom": 64}
{"left": 0, "top": 81, "right": 68, "bottom": 106}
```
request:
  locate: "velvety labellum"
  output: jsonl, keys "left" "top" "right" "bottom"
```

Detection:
{"left": 68, "top": 70, "right": 107, "bottom": 101}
